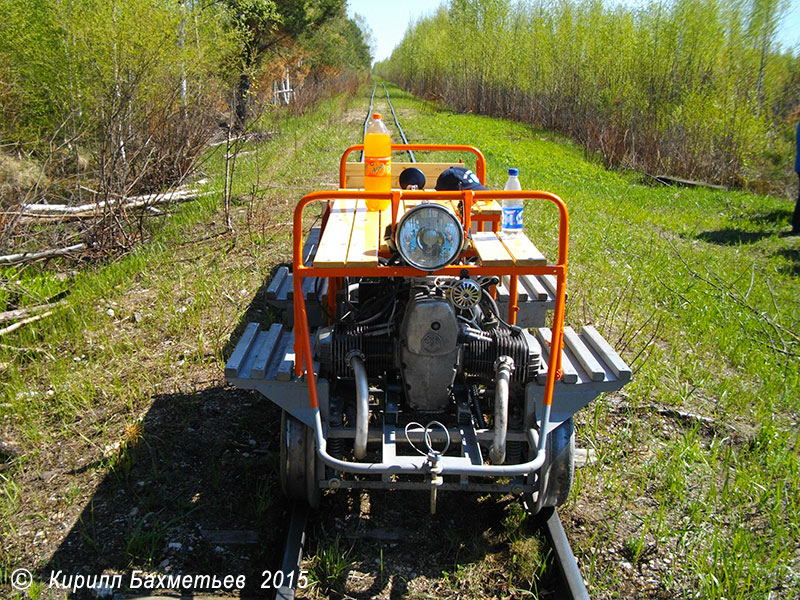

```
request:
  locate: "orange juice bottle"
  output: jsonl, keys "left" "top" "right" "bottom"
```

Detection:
{"left": 364, "top": 113, "right": 391, "bottom": 210}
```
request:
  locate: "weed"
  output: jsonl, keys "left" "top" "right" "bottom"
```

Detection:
{"left": 308, "top": 534, "right": 353, "bottom": 595}
{"left": 125, "top": 513, "right": 165, "bottom": 567}
{"left": 0, "top": 474, "right": 20, "bottom": 518}
{"left": 253, "top": 476, "right": 274, "bottom": 519}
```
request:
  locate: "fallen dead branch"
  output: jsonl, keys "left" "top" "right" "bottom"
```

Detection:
{"left": 608, "top": 398, "right": 729, "bottom": 430}
{"left": 0, "top": 300, "right": 67, "bottom": 324}
{"left": 0, "top": 310, "right": 55, "bottom": 337}
{"left": 0, "top": 243, "right": 88, "bottom": 266}
{"left": 17, "top": 187, "right": 212, "bottom": 219}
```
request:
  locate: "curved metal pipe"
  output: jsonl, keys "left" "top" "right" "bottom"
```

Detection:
{"left": 347, "top": 351, "right": 369, "bottom": 460}
{"left": 489, "top": 356, "right": 515, "bottom": 464}
{"left": 311, "top": 406, "right": 546, "bottom": 476}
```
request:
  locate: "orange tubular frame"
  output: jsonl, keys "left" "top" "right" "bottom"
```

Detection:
{"left": 291, "top": 188, "right": 569, "bottom": 420}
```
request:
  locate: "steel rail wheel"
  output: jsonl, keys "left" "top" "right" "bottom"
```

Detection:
{"left": 524, "top": 417, "right": 575, "bottom": 514}
{"left": 280, "top": 410, "right": 320, "bottom": 509}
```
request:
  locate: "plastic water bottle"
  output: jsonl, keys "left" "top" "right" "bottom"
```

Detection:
{"left": 364, "top": 113, "right": 391, "bottom": 210}
{"left": 501, "top": 168, "right": 523, "bottom": 236}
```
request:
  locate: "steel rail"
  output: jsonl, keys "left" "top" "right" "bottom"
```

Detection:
{"left": 383, "top": 82, "right": 416, "bottom": 162}
{"left": 275, "top": 87, "right": 582, "bottom": 600}
{"left": 542, "top": 508, "right": 591, "bottom": 600}
{"left": 274, "top": 504, "right": 309, "bottom": 600}
{"left": 360, "top": 83, "right": 378, "bottom": 162}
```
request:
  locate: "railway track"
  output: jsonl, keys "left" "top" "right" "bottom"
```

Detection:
{"left": 272, "top": 82, "right": 591, "bottom": 600}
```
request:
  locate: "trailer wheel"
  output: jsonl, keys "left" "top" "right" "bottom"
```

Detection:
{"left": 523, "top": 417, "right": 575, "bottom": 515}
{"left": 279, "top": 410, "right": 320, "bottom": 509}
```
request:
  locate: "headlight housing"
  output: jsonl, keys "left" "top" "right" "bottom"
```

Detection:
{"left": 395, "top": 203, "right": 464, "bottom": 271}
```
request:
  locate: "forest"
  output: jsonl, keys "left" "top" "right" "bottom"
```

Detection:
{"left": 377, "top": 0, "right": 800, "bottom": 193}
{"left": 0, "top": 0, "right": 371, "bottom": 256}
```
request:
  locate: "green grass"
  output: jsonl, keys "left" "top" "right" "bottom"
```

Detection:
{"left": 377, "top": 81, "right": 800, "bottom": 598}
{"left": 0, "top": 89, "right": 368, "bottom": 579}
{"left": 1, "top": 79, "right": 799, "bottom": 599}
{"left": 308, "top": 534, "right": 354, "bottom": 594}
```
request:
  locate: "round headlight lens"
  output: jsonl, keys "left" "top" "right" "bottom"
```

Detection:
{"left": 396, "top": 204, "right": 464, "bottom": 271}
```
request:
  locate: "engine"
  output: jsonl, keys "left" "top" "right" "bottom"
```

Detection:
{"left": 317, "top": 277, "right": 540, "bottom": 413}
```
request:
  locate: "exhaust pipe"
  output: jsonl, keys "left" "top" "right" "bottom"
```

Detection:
{"left": 346, "top": 350, "right": 369, "bottom": 460}
{"left": 489, "top": 356, "right": 515, "bottom": 464}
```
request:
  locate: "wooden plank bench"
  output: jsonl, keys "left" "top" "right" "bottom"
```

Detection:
{"left": 344, "top": 161, "right": 464, "bottom": 190}
{"left": 472, "top": 231, "right": 547, "bottom": 267}
{"left": 313, "top": 199, "right": 357, "bottom": 268}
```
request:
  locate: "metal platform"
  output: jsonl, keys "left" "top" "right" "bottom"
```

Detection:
{"left": 225, "top": 321, "right": 328, "bottom": 428}
{"left": 495, "top": 273, "right": 562, "bottom": 327}
{"left": 224, "top": 319, "right": 631, "bottom": 441}
{"left": 527, "top": 324, "right": 631, "bottom": 433}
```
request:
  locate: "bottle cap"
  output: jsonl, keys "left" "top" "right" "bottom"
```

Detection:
{"left": 508, "top": 168, "right": 519, "bottom": 176}
{"left": 373, "top": 113, "right": 382, "bottom": 119}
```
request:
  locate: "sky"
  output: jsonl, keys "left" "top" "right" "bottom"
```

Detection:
{"left": 347, "top": 0, "right": 800, "bottom": 64}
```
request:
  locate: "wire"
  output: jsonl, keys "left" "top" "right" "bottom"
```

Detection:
{"left": 404, "top": 421, "right": 451, "bottom": 457}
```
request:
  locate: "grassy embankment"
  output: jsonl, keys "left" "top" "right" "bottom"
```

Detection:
{"left": 2, "top": 81, "right": 799, "bottom": 599}
{"left": 382, "top": 84, "right": 800, "bottom": 599}
{"left": 0, "top": 91, "right": 365, "bottom": 596}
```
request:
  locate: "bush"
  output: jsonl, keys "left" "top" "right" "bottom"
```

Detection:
{"left": 378, "top": 0, "right": 800, "bottom": 192}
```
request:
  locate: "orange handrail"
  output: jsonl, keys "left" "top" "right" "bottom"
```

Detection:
{"left": 339, "top": 144, "right": 487, "bottom": 189}
{"left": 291, "top": 188, "right": 569, "bottom": 419}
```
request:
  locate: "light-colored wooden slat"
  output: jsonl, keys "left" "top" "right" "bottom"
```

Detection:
{"left": 581, "top": 325, "right": 632, "bottom": 382}
{"left": 225, "top": 322, "right": 260, "bottom": 378}
{"left": 251, "top": 323, "right": 283, "bottom": 379}
{"left": 266, "top": 266, "right": 288, "bottom": 299}
{"left": 541, "top": 274, "right": 558, "bottom": 296}
{"left": 314, "top": 199, "right": 356, "bottom": 268}
{"left": 563, "top": 326, "right": 605, "bottom": 382}
{"left": 472, "top": 231, "right": 515, "bottom": 266}
{"left": 501, "top": 276, "right": 528, "bottom": 302}
{"left": 498, "top": 232, "right": 546, "bottom": 266}
{"left": 344, "top": 162, "right": 463, "bottom": 189}
{"left": 536, "top": 328, "right": 579, "bottom": 384}
{"left": 346, "top": 200, "right": 380, "bottom": 267}
{"left": 472, "top": 199, "right": 502, "bottom": 215}
{"left": 520, "top": 275, "right": 549, "bottom": 301}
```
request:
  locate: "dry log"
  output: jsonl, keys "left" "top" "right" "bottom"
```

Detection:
{"left": 0, "top": 300, "right": 67, "bottom": 324}
{"left": 0, "top": 310, "right": 54, "bottom": 337}
{"left": 0, "top": 243, "right": 88, "bottom": 266}
{"left": 18, "top": 188, "right": 208, "bottom": 218}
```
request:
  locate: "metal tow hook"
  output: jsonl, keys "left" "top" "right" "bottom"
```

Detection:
{"left": 428, "top": 451, "right": 443, "bottom": 514}
{"left": 403, "top": 420, "right": 451, "bottom": 514}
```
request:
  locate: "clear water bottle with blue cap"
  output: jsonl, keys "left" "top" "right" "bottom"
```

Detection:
{"left": 501, "top": 168, "right": 523, "bottom": 236}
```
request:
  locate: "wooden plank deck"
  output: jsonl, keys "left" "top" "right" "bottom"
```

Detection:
{"left": 346, "top": 200, "right": 380, "bottom": 267}
{"left": 472, "top": 231, "right": 515, "bottom": 266}
{"left": 498, "top": 232, "right": 546, "bottom": 266}
{"left": 344, "top": 162, "right": 463, "bottom": 189}
{"left": 313, "top": 199, "right": 356, "bottom": 268}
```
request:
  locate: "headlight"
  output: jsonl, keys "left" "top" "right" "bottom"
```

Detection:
{"left": 395, "top": 203, "right": 464, "bottom": 271}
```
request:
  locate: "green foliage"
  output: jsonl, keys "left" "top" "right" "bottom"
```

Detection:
{"left": 301, "top": 14, "right": 372, "bottom": 73}
{"left": 378, "top": 0, "right": 800, "bottom": 190}
{"left": 0, "top": 0, "right": 240, "bottom": 147}
{"left": 0, "top": 0, "right": 371, "bottom": 193}
{"left": 309, "top": 534, "right": 353, "bottom": 594}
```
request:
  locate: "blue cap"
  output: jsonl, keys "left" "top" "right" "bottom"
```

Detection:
{"left": 508, "top": 168, "right": 519, "bottom": 176}
{"left": 434, "top": 166, "right": 488, "bottom": 191}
